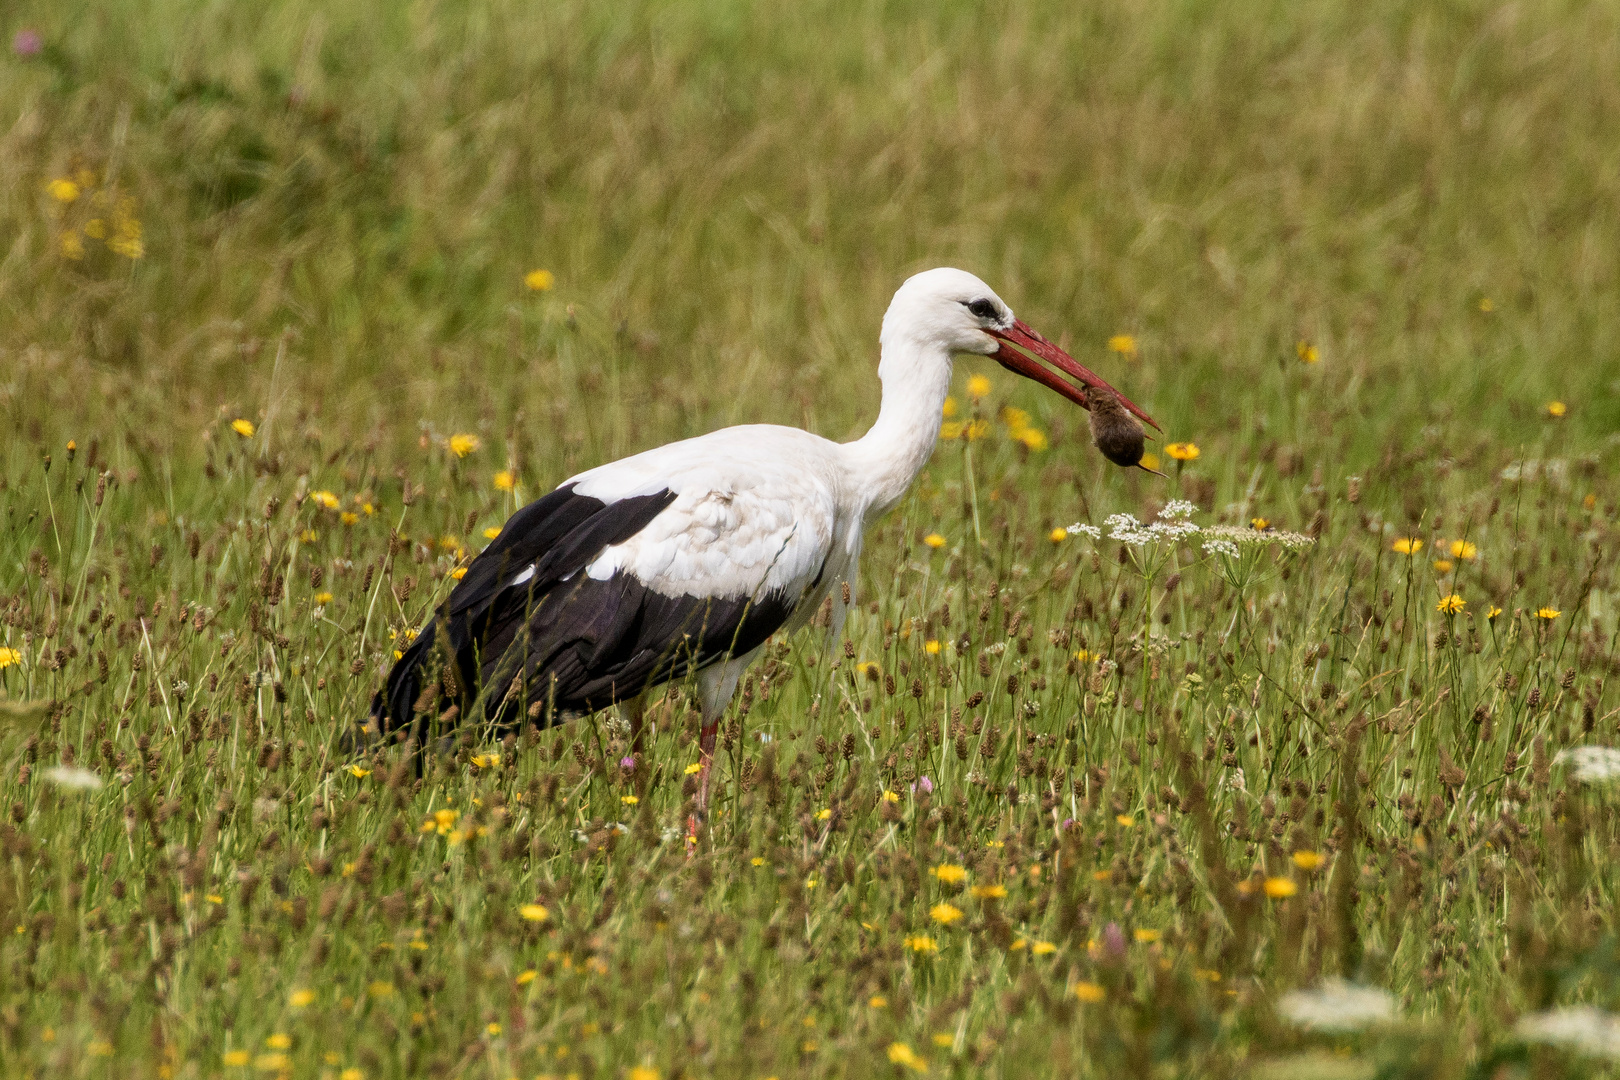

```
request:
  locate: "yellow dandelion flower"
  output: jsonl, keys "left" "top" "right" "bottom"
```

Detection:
{"left": 1074, "top": 982, "right": 1106, "bottom": 1003}
{"left": 965, "top": 419, "right": 989, "bottom": 440}
{"left": 930, "top": 864, "right": 967, "bottom": 885}
{"left": 482, "top": 526, "right": 501, "bottom": 539}
{"left": 1486, "top": 605, "right": 1503, "bottom": 620}
{"left": 627, "top": 1068, "right": 658, "bottom": 1080}
{"left": 1535, "top": 607, "right": 1561, "bottom": 620}
{"left": 1433, "top": 560, "right": 1454, "bottom": 574}
{"left": 1108, "top": 334, "right": 1138, "bottom": 357}
{"left": 524, "top": 269, "right": 555, "bottom": 291}
{"left": 314, "top": 591, "right": 335, "bottom": 606}
{"left": 1013, "top": 427, "right": 1048, "bottom": 451}
{"left": 516, "top": 969, "right": 537, "bottom": 985}
{"left": 1436, "top": 594, "right": 1466, "bottom": 615}
{"left": 520, "top": 903, "right": 550, "bottom": 922}
{"left": 970, "top": 883, "right": 1006, "bottom": 899}
{"left": 265, "top": 1034, "right": 292, "bottom": 1050}
{"left": 942, "top": 396, "right": 958, "bottom": 418}
{"left": 932, "top": 1033, "right": 954, "bottom": 1048}
{"left": 930, "top": 902, "right": 964, "bottom": 926}
{"left": 47, "top": 178, "right": 81, "bottom": 203}
{"left": 486, "top": 1023, "right": 501, "bottom": 1036}
{"left": 923, "top": 639, "right": 941, "bottom": 654}
{"left": 1115, "top": 814, "right": 1135, "bottom": 828}
{"left": 339, "top": 1070, "right": 362, "bottom": 1080}
{"left": 1031, "top": 941, "right": 1057, "bottom": 955}
{"left": 1296, "top": 340, "right": 1320, "bottom": 364}
{"left": 1392, "top": 538, "right": 1423, "bottom": 555}
{"left": 448, "top": 433, "right": 480, "bottom": 458}
{"left": 684, "top": 762, "right": 702, "bottom": 775}
{"left": 449, "top": 566, "right": 467, "bottom": 580}
{"left": 493, "top": 470, "right": 516, "bottom": 491}
{"left": 1195, "top": 968, "right": 1221, "bottom": 983}
{"left": 923, "top": 533, "right": 947, "bottom": 549}
{"left": 1263, "top": 877, "right": 1298, "bottom": 898}
{"left": 223, "top": 1050, "right": 252, "bottom": 1066}
{"left": 751, "top": 856, "right": 766, "bottom": 866}
{"left": 1133, "top": 928, "right": 1161, "bottom": 943}
{"left": 339, "top": 509, "right": 357, "bottom": 526}
{"left": 869, "top": 995, "right": 888, "bottom": 1007}
{"left": 471, "top": 753, "right": 500, "bottom": 768}
{"left": 815, "top": 808, "right": 832, "bottom": 821}
{"left": 1251, "top": 518, "right": 1270, "bottom": 530}
{"left": 1291, "top": 850, "right": 1325, "bottom": 871}
{"left": 1165, "top": 442, "right": 1200, "bottom": 461}
{"left": 939, "top": 422, "right": 963, "bottom": 440}
{"left": 966, "top": 374, "right": 991, "bottom": 399}
{"left": 311, "top": 490, "right": 340, "bottom": 510}
{"left": 1047, "top": 527, "right": 1068, "bottom": 544}
{"left": 299, "top": 529, "right": 319, "bottom": 543}
{"left": 1449, "top": 540, "right": 1478, "bottom": 560}
{"left": 903, "top": 935, "right": 939, "bottom": 954}
{"left": 229, "top": 418, "right": 256, "bottom": 438}
{"left": 0, "top": 648, "right": 22, "bottom": 670}
{"left": 882, "top": 790, "right": 900, "bottom": 803}
{"left": 621, "top": 794, "right": 639, "bottom": 805}
{"left": 1001, "top": 406, "right": 1032, "bottom": 431}
{"left": 887, "top": 1042, "right": 928, "bottom": 1072}
{"left": 289, "top": 988, "right": 316, "bottom": 1007}
{"left": 346, "top": 765, "right": 370, "bottom": 779}
{"left": 1546, "top": 401, "right": 1567, "bottom": 418}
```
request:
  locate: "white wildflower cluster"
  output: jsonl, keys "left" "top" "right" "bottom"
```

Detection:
{"left": 1515, "top": 1006, "right": 1620, "bottom": 1060}
{"left": 1067, "top": 502, "right": 1314, "bottom": 556}
{"left": 1554, "top": 746, "right": 1620, "bottom": 785}
{"left": 1277, "top": 980, "right": 1398, "bottom": 1032}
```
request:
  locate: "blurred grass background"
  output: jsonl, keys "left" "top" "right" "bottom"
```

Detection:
{"left": 4, "top": 2, "right": 1620, "bottom": 1078}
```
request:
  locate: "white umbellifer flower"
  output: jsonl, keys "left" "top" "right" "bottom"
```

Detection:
{"left": 1515, "top": 1006, "right": 1620, "bottom": 1059}
{"left": 43, "top": 766, "right": 103, "bottom": 791}
{"left": 1065, "top": 523, "right": 1101, "bottom": 540}
{"left": 1078, "top": 504, "right": 1314, "bottom": 553}
{"left": 1277, "top": 980, "right": 1397, "bottom": 1032}
{"left": 1554, "top": 746, "right": 1620, "bottom": 784}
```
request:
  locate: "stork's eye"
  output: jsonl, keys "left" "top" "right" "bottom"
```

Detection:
{"left": 965, "top": 298, "right": 999, "bottom": 321}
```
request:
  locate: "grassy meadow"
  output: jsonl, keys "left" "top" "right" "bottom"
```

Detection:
{"left": 4, "top": 0, "right": 1620, "bottom": 1076}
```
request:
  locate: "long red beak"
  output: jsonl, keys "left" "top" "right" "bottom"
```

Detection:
{"left": 988, "top": 320, "right": 1160, "bottom": 431}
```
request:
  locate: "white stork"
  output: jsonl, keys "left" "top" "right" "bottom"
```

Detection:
{"left": 370, "top": 268, "right": 1158, "bottom": 818}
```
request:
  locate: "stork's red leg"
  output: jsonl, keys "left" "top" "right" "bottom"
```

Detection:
{"left": 685, "top": 719, "right": 720, "bottom": 853}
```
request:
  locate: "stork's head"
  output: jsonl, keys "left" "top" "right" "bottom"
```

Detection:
{"left": 880, "top": 268, "right": 1160, "bottom": 438}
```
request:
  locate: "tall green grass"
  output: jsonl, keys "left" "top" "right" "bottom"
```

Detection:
{"left": 1, "top": 0, "right": 1619, "bottom": 1076}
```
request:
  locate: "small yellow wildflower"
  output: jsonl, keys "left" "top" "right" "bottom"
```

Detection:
{"left": 923, "top": 533, "right": 947, "bottom": 549}
{"left": 1108, "top": 334, "right": 1138, "bottom": 356}
{"left": 684, "top": 763, "right": 702, "bottom": 775}
{"left": 1486, "top": 605, "right": 1503, "bottom": 620}
{"left": 887, "top": 1042, "right": 928, "bottom": 1073}
{"left": 265, "top": 1034, "right": 292, "bottom": 1050}
{"left": 448, "top": 433, "right": 480, "bottom": 458}
{"left": 970, "top": 883, "right": 1007, "bottom": 899}
{"left": 815, "top": 808, "right": 832, "bottom": 821}
{"left": 299, "top": 529, "right": 319, "bottom": 543}
{"left": 621, "top": 794, "right": 639, "bottom": 806}
{"left": 1048, "top": 527, "right": 1067, "bottom": 543}
{"left": 931, "top": 864, "right": 968, "bottom": 884}
{"left": 1479, "top": 297, "right": 1494, "bottom": 312}
{"left": 1535, "top": 607, "right": 1561, "bottom": 620}
{"left": 1291, "top": 850, "right": 1325, "bottom": 871}
{"left": 520, "top": 903, "right": 550, "bottom": 923}
{"left": 223, "top": 1050, "right": 251, "bottom": 1066}
{"left": 1433, "top": 560, "right": 1454, "bottom": 574}
{"left": 1074, "top": 982, "right": 1106, "bottom": 1003}
{"left": 966, "top": 373, "right": 991, "bottom": 399}
{"left": 339, "top": 1070, "right": 363, "bottom": 1080}
{"left": 924, "top": 639, "right": 941, "bottom": 654}
{"left": 1031, "top": 941, "right": 1057, "bottom": 955}
{"left": 882, "top": 790, "right": 900, "bottom": 803}
{"left": 450, "top": 567, "right": 467, "bottom": 580}
{"left": 486, "top": 1023, "right": 501, "bottom": 1036}
{"left": 1013, "top": 427, "right": 1048, "bottom": 451}
{"left": 932, "top": 1033, "right": 955, "bottom": 1048}
{"left": 869, "top": 995, "right": 888, "bottom": 1007}
{"left": 1263, "top": 877, "right": 1298, "bottom": 899}
{"left": 1296, "top": 340, "right": 1320, "bottom": 364}
{"left": 1133, "top": 928, "right": 1161, "bottom": 943}
{"left": 1436, "top": 594, "right": 1466, "bottom": 615}
{"left": 0, "top": 648, "right": 21, "bottom": 670}
{"left": 1165, "top": 442, "right": 1200, "bottom": 462}
{"left": 311, "top": 490, "right": 340, "bottom": 510}
{"left": 471, "top": 753, "right": 500, "bottom": 769}
{"left": 231, "top": 418, "right": 255, "bottom": 438}
{"left": 289, "top": 989, "right": 316, "bottom": 1008}
{"left": 346, "top": 765, "right": 370, "bottom": 779}
{"left": 1251, "top": 518, "right": 1270, "bottom": 530}
{"left": 493, "top": 470, "right": 516, "bottom": 491}
{"left": 255, "top": 1054, "right": 291, "bottom": 1071}
{"left": 903, "top": 935, "right": 939, "bottom": 954}
{"left": 206, "top": 894, "right": 224, "bottom": 904}
{"left": 1449, "top": 540, "right": 1478, "bottom": 560}
{"left": 930, "top": 902, "right": 964, "bottom": 926}
{"left": 483, "top": 526, "right": 501, "bottom": 539}
{"left": 751, "top": 857, "right": 766, "bottom": 866}
{"left": 1115, "top": 814, "right": 1135, "bottom": 828}
{"left": 1195, "top": 968, "right": 1222, "bottom": 983}
{"left": 1392, "top": 538, "right": 1423, "bottom": 554}
{"left": 47, "top": 178, "right": 81, "bottom": 203}
{"left": 942, "top": 396, "right": 958, "bottom": 418}
{"left": 516, "top": 969, "right": 538, "bottom": 985}
{"left": 315, "top": 591, "right": 334, "bottom": 605}
{"left": 1546, "top": 401, "right": 1567, "bottom": 418}
{"left": 524, "top": 269, "right": 555, "bottom": 291}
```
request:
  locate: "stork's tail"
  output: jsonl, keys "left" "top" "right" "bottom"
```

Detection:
{"left": 365, "top": 621, "right": 440, "bottom": 748}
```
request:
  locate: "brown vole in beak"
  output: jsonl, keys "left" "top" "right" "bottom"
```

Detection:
{"left": 1085, "top": 385, "right": 1163, "bottom": 475}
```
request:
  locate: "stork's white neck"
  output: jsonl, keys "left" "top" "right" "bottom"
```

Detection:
{"left": 842, "top": 335, "right": 951, "bottom": 521}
